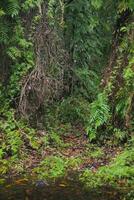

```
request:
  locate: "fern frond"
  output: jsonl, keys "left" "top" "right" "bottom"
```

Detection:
{"left": 0, "top": 21, "right": 9, "bottom": 43}
{"left": 87, "top": 92, "right": 110, "bottom": 141}
{"left": 7, "top": 0, "right": 20, "bottom": 17}
{"left": 7, "top": 47, "right": 21, "bottom": 60}
{"left": 0, "top": 9, "right": 5, "bottom": 17}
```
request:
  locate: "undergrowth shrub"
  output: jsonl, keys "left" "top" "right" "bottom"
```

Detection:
{"left": 74, "top": 68, "right": 100, "bottom": 100}
{"left": 0, "top": 108, "right": 41, "bottom": 161}
{"left": 0, "top": 1, "right": 133, "bottom": 179}
{"left": 124, "top": 190, "right": 134, "bottom": 200}
{"left": 86, "top": 92, "right": 110, "bottom": 141}
{"left": 42, "top": 131, "right": 69, "bottom": 148}
{"left": 86, "top": 17, "right": 134, "bottom": 142}
{"left": 58, "top": 96, "right": 90, "bottom": 125}
{"left": 34, "top": 156, "right": 66, "bottom": 180}
{"left": 80, "top": 147, "right": 134, "bottom": 188}
{"left": 34, "top": 155, "right": 82, "bottom": 181}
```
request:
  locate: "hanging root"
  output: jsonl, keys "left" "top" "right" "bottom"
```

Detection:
{"left": 19, "top": 3, "right": 69, "bottom": 117}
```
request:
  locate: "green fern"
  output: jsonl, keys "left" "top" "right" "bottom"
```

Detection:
{"left": 91, "top": 0, "right": 102, "bottom": 9}
{"left": 74, "top": 68, "right": 100, "bottom": 99}
{"left": 118, "top": 0, "right": 134, "bottom": 12}
{"left": 0, "top": 9, "right": 5, "bottom": 17}
{"left": 0, "top": 21, "right": 9, "bottom": 43}
{"left": 7, "top": 0, "right": 20, "bottom": 17}
{"left": 22, "top": 0, "right": 42, "bottom": 11}
{"left": 0, "top": 0, "right": 20, "bottom": 44}
{"left": 87, "top": 92, "right": 110, "bottom": 141}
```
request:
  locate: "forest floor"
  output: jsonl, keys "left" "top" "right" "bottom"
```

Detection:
{"left": 22, "top": 132, "right": 123, "bottom": 175}
{"left": 0, "top": 129, "right": 133, "bottom": 192}
{"left": 0, "top": 128, "right": 123, "bottom": 178}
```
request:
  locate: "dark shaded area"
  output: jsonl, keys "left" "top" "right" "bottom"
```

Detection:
{"left": 0, "top": 176, "right": 131, "bottom": 200}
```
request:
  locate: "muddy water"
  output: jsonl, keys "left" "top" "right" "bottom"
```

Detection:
{"left": 0, "top": 176, "right": 133, "bottom": 200}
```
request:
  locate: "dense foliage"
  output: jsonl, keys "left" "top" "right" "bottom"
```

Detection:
{"left": 0, "top": 0, "right": 134, "bottom": 190}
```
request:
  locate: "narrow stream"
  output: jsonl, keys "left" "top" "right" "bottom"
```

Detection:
{"left": 0, "top": 176, "right": 133, "bottom": 200}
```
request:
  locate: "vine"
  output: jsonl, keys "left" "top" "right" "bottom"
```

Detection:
{"left": 87, "top": 13, "right": 134, "bottom": 141}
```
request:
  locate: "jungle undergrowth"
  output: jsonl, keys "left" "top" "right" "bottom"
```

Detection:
{"left": 0, "top": 0, "right": 134, "bottom": 190}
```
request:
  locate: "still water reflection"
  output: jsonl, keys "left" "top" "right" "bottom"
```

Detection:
{"left": 0, "top": 176, "right": 133, "bottom": 200}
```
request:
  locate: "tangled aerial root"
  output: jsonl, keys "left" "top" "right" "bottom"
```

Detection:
{"left": 19, "top": 4, "right": 69, "bottom": 117}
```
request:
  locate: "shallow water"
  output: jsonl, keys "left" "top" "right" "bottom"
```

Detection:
{"left": 0, "top": 176, "right": 133, "bottom": 200}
